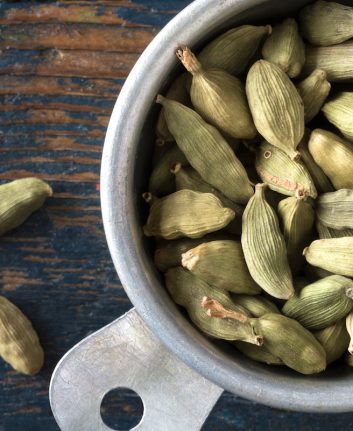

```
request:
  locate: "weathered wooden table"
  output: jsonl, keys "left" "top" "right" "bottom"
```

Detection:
{"left": 1, "top": 1, "right": 353, "bottom": 430}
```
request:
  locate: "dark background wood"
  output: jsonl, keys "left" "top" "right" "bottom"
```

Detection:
{"left": 1, "top": 1, "right": 353, "bottom": 430}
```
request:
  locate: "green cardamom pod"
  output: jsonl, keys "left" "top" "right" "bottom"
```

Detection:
{"left": 253, "top": 313, "right": 326, "bottom": 374}
{"left": 255, "top": 141, "right": 317, "bottom": 198}
{"left": 304, "top": 238, "right": 353, "bottom": 277}
{"left": 241, "top": 183, "right": 294, "bottom": 300}
{"left": 0, "top": 178, "right": 52, "bottom": 236}
{"left": 282, "top": 275, "right": 353, "bottom": 330}
{"left": 156, "top": 96, "right": 253, "bottom": 204}
{"left": 297, "top": 131, "right": 334, "bottom": 194}
{"left": 154, "top": 232, "right": 230, "bottom": 272}
{"left": 308, "top": 129, "right": 353, "bottom": 189}
{"left": 322, "top": 92, "right": 353, "bottom": 142}
{"left": 172, "top": 163, "right": 243, "bottom": 235}
{"left": 181, "top": 240, "right": 261, "bottom": 295}
{"left": 177, "top": 46, "right": 256, "bottom": 140}
{"left": 316, "top": 220, "right": 353, "bottom": 240}
{"left": 149, "top": 145, "right": 188, "bottom": 196}
{"left": 143, "top": 190, "right": 234, "bottom": 239}
{"left": 198, "top": 25, "right": 272, "bottom": 75}
{"left": 305, "top": 264, "right": 334, "bottom": 282}
{"left": 296, "top": 69, "right": 331, "bottom": 123}
{"left": 346, "top": 311, "right": 353, "bottom": 355}
{"left": 262, "top": 18, "right": 305, "bottom": 78}
{"left": 165, "top": 267, "right": 261, "bottom": 344}
{"left": 231, "top": 294, "right": 280, "bottom": 317}
{"left": 156, "top": 73, "right": 191, "bottom": 142}
{"left": 234, "top": 341, "right": 283, "bottom": 365}
{"left": 278, "top": 196, "right": 315, "bottom": 275}
{"left": 299, "top": 1, "right": 353, "bottom": 46}
{"left": 316, "top": 189, "right": 353, "bottom": 230}
{"left": 313, "top": 319, "right": 349, "bottom": 364}
{"left": 246, "top": 60, "right": 304, "bottom": 160}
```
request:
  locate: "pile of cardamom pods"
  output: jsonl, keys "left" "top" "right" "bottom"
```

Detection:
{"left": 143, "top": 0, "right": 353, "bottom": 374}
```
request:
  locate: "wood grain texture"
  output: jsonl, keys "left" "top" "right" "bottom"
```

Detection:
{"left": 1, "top": 1, "right": 353, "bottom": 430}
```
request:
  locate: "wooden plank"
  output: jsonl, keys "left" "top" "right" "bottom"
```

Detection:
{"left": 0, "top": 24, "right": 157, "bottom": 52}
{"left": 0, "top": 76, "right": 122, "bottom": 98}
{"left": 0, "top": 48, "right": 139, "bottom": 78}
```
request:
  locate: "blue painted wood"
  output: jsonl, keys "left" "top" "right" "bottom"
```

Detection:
{"left": 1, "top": 1, "right": 353, "bottom": 430}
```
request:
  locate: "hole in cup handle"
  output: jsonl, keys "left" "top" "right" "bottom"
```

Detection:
{"left": 50, "top": 308, "right": 223, "bottom": 431}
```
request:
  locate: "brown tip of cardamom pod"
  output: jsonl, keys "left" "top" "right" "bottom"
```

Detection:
{"left": 345, "top": 287, "right": 353, "bottom": 299}
{"left": 201, "top": 296, "right": 249, "bottom": 323}
{"left": 181, "top": 249, "right": 199, "bottom": 271}
{"left": 170, "top": 162, "right": 182, "bottom": 175}
{"left": 142, "top": 192, "right": 153, "bottom": 204}
{"left": 176, "top": 46, "right": 202, "bottom": 75}
{"left": 291, "top": 151, "right": 301, "bottom": 162}
{"left": 155, "top": 94, "right": 165, "bottom": 105}
{"left": 302, "top": 247, "right": 308, "bottom": 256}
{"left": 254, "top": 183, "right": 267, "bottom": 197}
{"left": 156, "top": 138, "right": 165, "bottom": 147}
{"left": 255, "top": 335, "right": 264, "bottom": 346}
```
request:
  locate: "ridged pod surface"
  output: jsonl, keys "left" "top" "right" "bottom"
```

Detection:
{"left": 143, "top": 190, "right": 234, "bottom": 239}
{"left": 231, "top": 294, "right": 280, "bottom": 318}
{"left": 234, "top": 341, "right": 283, "bottom": 365}
{"left": 296, "top": 69, "right": 331, "bottom": 123}
{"left": 177, "top": 46, "right": 256, "bottom": 139}
{"left": 316, "top": 220, "right": 353, "bottom": 239}
{"left": 282, "top": 275, "right": 353, "bottom": 330}
{"left": 308, "top": 129, "right": 353, "bottom": 189}
{"left": 165, "top": 267, "right": 260, "bottom": 344}
{"left": 300, "top": 1, "right": 353, "bottom": 46}
{"left": 303, "top": 43, "right": 353, "bottom": 82}
{"left": 0, "top": 178, "right": 52, "bottom": 236}
{"left": 313, "top": 319, "right": 349, "bottom": 364}
{"left": 304, "top": 238, "right": 353, "bottom": 277}
{"left": 198, "top": 25, "right": 271, "bottom": 75}
{"left": 316, "top": 189, "right": 353, "bottom": 230}
{"left": 241, "top": 184, "right": 294, "bottom": 299}
{"left": 0, "top": 296, "right": 44, "bottom": 375}
{"left": 181, "top": 240, "right": 261, "bottom": 294}
{"left": 255, "top": 141, "right": 317, "bottom": 198}
{"left": 262, "top": 18, "right": 305, "bottom": 78}
{"left": 156, "top": 96, "right": 253, "bottom": 204}
{"left": 253, "top": 313, "right": 326, "bottom": 374}
{"left": 322, "top": 92, "right": 353, "bottom": 142}
{"left": 246, "top": 60, "right": 304, "bottom": 160}
{"left": 278, "top": 196, "right": 315, "bottom": 275}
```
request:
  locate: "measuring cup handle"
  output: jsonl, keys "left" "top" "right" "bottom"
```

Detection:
{"left": 50, "top": 308, "right": 223, "bottom": 431}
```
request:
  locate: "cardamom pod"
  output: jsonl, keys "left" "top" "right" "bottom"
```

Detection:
{"left": 278, "top": 196, "right": 315, "bottom": 275}
{"left": 262, "top": 18, "right": 305, "bottom": 78}
{"left": 252, "top": 313, "right": 326, "bottom": 374}
{"left": 172, "top": 163, "right": 243, "bottom": 235}
{"left": 346, "top": 311, "right": 353, "bottom": 355}
{"left": 316, "top": 189, "right": 353, "bottom": 230}
{"left": 305, "top": 264, "right": 334, "bottom": 282}
{"left": 282, "top": 275, "right": 353, "bottom": 330}
{"left": 143, "top": 190, "right": 235, "bottom": 239}
{"left": 299, "top": 1, "right": 353, "bottom": 46}
{"left": 314, "top": 319, "right": 349, "bottom": 364}
{"left": 345, "top": 352, "right": 353, "bottom": 366}
{"left": 156, "top": 73, "right": 191, "bottom": 142}
{"left": 156, "top": 96, "right": 253, "bottom": 203}
{"left": 303, "top": 42, "right": 353, "bottom": 81}
{"left": 246, "top": 60, "right": 304, "bottom": 160}
{"left": 177, "top": 46, "right": 256, "bottom": 140}
{"left": 316, "top": 220, "right": 353, "bottom": 240}
{"left": 322, "top": 92, "right": 353, "bottom": 142}
{"left": 255, "top": 141, "right": 317, "bottom": 198}
{"left": 231, "top": 294, "right": 280, "bottom": 317}
{"left": 234, "top": 341, "right": 283, "bottom": 365}
{"left": 181, "top": 240, "right": 261, "bottom": 294}
{"left": 165, "top": 268, "right": 261, "bottom": 344}
{"left": 0, "top": 296, "right": 44, "bottom": 375}
{"left": 198, "top": 25, "right": 271, "bottom": 75}
{"left": 154, "top": 232, "right": 230, "bottom": 272}
{"left": 308, "top": 129, "right": 353, "bottom": 189}
{"left": 304, "top": 238, "right": 353, "bottom": 277}
{"left": 297, "top": 131, "right": 334, "bottom": 194}
{"left": 149, "top": 145, "right": 188, "bottom": 196}
{"left": 241, "top": 183, "right": 294, "bottom": 300}
{"left": 296, "top": 69, "right": 331, "bottom": 123}
{"left": 0, "top": 178, "right": 52, "bottom": 236}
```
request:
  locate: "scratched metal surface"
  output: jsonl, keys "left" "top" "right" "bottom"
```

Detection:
{"left": 1, "top": 1, "right": 353, "bottom": 430}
